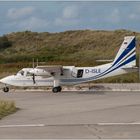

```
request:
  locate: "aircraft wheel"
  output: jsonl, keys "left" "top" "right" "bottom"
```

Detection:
{"left": 52, "top": 87, "right": 59, "bottom": 93}
{"left": 52, "top": 86, "right": 62, "bottom": 93}
{"left": 3, "top": 87, "right": 9, "bottom": 92}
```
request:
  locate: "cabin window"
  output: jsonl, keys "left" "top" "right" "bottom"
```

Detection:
{"left": 77, "top": 69, "right": 83, "bottom": 78}
{"left": 26, "top": 71, "right": 32, "bottom": 76}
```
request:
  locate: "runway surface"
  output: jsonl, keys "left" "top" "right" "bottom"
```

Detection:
{"left": 0, "top": 90, "right": 140, "bottom": 138}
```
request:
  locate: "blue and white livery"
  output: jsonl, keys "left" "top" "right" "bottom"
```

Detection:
{"left": 0, "top": 36, "right": 137, "bottom": 93}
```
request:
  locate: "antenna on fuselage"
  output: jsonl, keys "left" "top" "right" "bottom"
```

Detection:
{"left": 36, "top": 58, "right": 38, "bottom": 67}
{"left": 32, "top": 58, "right": 35, "bottom": 69}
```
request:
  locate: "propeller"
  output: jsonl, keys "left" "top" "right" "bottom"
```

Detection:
{"left": 32, "top": 58, "right": 39, "bottom": 84}
{"left": 32, "top": 58, "right": 35, "bottom": 84}
{"left": 32, "top": 73, "right": 36, "bottom": 84}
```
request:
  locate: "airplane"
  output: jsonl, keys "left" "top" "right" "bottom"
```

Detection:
{"left": 0, "top": 36, "right": 138, "bottom": 93}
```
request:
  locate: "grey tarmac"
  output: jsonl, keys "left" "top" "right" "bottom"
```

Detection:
{"left": 0, "top": 90, "right": 140, "bottom": 138}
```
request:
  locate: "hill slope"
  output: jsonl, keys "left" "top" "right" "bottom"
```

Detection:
{"left": 0, "top": 29, "right": 139, "bottom": 65}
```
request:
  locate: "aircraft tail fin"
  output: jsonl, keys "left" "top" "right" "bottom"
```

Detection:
{"left": 112, "top": 36, "right": 136, "bottom": 68}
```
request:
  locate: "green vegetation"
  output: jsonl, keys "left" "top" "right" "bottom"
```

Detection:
{"left": 0, "top": 36, "right": 12, "bottom": 50}
{"left": 0, "top": 100, "right": 18, "bottom": 119}
{"left": 0, "top": 29, "right": 139, "bottom": 82}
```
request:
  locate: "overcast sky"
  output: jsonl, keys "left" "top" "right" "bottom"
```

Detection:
{"left": 0, "top": 1, "right": 140, "bottom": 35}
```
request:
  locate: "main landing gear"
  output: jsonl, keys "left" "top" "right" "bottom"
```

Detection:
{"left": 52, "top": 86, "right": 62, "bottom": 93}
{"left": 52, "top": 79, "right": 62, "bottom": 93}
{"left": 3, "top": 87, "right": 9, "bottom": 92}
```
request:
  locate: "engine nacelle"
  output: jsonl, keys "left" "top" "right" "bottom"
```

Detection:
{"left": 29, "top": 68, "right": 51, "bottom": 76}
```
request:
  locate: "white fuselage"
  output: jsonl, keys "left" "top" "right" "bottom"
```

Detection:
{"left": 0, "top": 63, "right": 131, "bottom": 87}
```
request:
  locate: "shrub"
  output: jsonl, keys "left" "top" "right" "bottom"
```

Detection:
{"left": 0, "top": 36, "right": 12, "bottom": 50}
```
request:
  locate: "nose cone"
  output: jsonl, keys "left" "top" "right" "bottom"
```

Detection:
{"left": 0, "top": 76, "right": 14, "bottom": 85}
{"left": 0, "top": 77, "right": 9, "bottom": 84}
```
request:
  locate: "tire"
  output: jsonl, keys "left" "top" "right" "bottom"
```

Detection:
{"left": 52, "top": 86, "right": 62, "bottom": 93}
{"left": 3, "top": 87, "right": 9, "bottom": 92}
{"left": 52, "top": 87, "right": 59, "bottom": 93}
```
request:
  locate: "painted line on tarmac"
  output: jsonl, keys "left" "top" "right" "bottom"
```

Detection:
{"left": 98, "top": 122, "right": 140, "bottom": 126}
{"left": 1, "top": 122, "right": 140, "bottom": 128}
{"left": 0, "top": 124, "right": 45, "bottom": 128}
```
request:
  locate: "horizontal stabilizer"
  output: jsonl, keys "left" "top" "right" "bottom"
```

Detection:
{"left": 122, "top": 66, "right": 138, "bottom": 72}
{"left": 96, "top": 59, "right": 113, "bottom": 62}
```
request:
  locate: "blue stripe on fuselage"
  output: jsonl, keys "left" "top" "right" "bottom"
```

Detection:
{"left": 61, "top": 54, "right": 136, "bottom": 83}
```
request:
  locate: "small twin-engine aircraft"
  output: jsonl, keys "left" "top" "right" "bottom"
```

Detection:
{"left": 0, "top": 36, "right": 137, "bottom": 93}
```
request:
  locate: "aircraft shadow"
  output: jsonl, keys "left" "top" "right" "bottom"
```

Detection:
{"left": 77, "top": 90, "right": 106, "bottom": 95}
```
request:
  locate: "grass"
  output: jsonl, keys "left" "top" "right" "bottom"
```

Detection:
{"left": 2, "top": 29, "right": 140, "bottom": 64}
{"left": 0, "top": 100, "right": 18, "bottom": 119}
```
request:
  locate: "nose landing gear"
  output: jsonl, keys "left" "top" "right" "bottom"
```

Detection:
{"left": 52, "top": 86, "right": 62, "bottom": 93}
{"left": 3, "top": 87, "right": 9, "bottom": 92}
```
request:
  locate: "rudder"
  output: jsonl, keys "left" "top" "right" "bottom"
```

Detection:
{"left": 112, "top": 36, "right": 136, "bottom": 68}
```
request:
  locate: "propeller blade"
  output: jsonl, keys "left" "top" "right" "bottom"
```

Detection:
{"left": 32, "top": 73, "right": 36, "bottom": 84}
{"left": 36, "top": 58, "right": 38, "bottom": 67}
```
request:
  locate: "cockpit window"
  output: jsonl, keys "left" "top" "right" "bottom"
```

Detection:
{"left": 17, "top": 70, "right": 24, "bottom": 76}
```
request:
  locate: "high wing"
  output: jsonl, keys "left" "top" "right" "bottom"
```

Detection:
{"left": 30, "top": 65, "right": 64, "bottom": 77}
{"left": 30, "top": 65, "right": 74, "bottom": 91}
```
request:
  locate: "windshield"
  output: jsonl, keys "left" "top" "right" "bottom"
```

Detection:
{"left": 17, "top": 70, "right": 24, "bottom": 76}
{"left": 17, "top": 69, "right": 33, "bottom": 76}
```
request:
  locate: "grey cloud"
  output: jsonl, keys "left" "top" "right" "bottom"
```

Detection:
{"left": 7, "top": 6, "right": 35, "bottom": 19}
